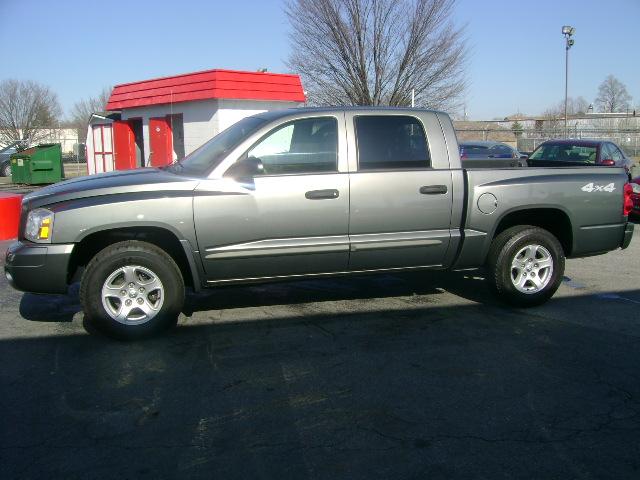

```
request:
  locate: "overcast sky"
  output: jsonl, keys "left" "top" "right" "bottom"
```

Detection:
{"left": 0, "top": 0, "right": 638, "bottom": 120}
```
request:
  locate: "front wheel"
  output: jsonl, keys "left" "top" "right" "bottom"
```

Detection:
{"left": 486, "top": 226, "right": 565, "bottom": 307}
{"left": 0, "top": 162, "right": 10, "bottom": 177}
{"left": 80, "top": 240, "right": 185, "bottom": 339}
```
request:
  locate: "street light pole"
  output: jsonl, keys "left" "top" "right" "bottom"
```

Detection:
{"left": 562, "top": 25, "right": 575, "bottom": 138}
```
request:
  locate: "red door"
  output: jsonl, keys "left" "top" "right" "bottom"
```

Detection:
{"left": 113, "top": 120, "right": 136, "bottom": 170}
{"left": 149, "top": 117, "right": 173, "bottom": 166}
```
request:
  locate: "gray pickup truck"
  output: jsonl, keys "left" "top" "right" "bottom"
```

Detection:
{"left": 4, "top": 107, "right": 635, "bottom": 339}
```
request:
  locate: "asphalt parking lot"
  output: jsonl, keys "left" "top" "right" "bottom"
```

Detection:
{"left": 1, "top": 234, "right": 639, "bottom": 479}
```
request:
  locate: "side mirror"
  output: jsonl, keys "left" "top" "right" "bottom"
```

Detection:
{"left": 601, "top": 159, "right": 615, "bottom": 166}
{"left": 224, "top": 156, "right": 264, "bottom": 183}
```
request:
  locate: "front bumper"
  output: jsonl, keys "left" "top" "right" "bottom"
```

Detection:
{"left": 621, "top": 222, "right": 634, "bottom": 250}
{"left": 4, "top": 241, "right": 74, "bottom": 294}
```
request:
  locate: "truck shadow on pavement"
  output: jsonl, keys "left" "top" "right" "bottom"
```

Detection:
{"left": 182, "top": 270, "right": 497, "bottom": 315}
{"left": 17, "top": 270, "right": 496, "bottom": 325}
{"left": 3, "top": 287, "right": 640, "bottom": 479}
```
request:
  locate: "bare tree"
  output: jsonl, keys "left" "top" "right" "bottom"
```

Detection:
{"left": 542, "top": 96, "right": 590, "bottom": 118}
{"left": 0, "top": 79, "right": 62, "bottom": 146}
{"left": 69, "top": 87, "right": 112, "bottom": 142}
{"left": 567, "top": 96, "right": 590, "bottom": 116}
{"left": 540, "top": 108, "right": 562, "bottom": 131}
{"left": 286, "top": 0, "right": 467, "bottom": 110}
{"left": 595, "top": 75, "right": 632, "bottom": 113}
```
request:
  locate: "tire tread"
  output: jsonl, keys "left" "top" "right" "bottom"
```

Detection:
{"left": 486, "top": 225, "right": 564, "bottom": 307}
{"left": 80, "top": 240, "right": 184, "bottom": 339}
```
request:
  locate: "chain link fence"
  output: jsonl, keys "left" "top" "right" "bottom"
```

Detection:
{"left": 516, "top": 129, "right": 640, "bottom": 158}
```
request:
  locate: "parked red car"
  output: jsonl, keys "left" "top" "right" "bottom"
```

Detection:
{"left": 528, "top": 140, "right": 637, "bottom": 181}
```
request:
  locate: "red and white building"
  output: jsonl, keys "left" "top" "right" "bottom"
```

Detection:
{"left": 86, "top": 68, "right": 305, "bottom": 174}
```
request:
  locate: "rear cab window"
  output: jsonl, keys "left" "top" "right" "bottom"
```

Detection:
{"left": 355, "top": 115, "right": 430, "bottom": 170}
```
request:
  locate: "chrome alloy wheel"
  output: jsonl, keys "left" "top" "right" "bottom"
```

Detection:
{"left": 101, "top": 265, "right": 164, "bottom": 324}
{"left": 510, "top": 244, "right": 554, "bottom": 294}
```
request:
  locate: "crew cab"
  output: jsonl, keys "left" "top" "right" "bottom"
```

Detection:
{"left": 4, "top": 107, "right": 635, "bottom": 339}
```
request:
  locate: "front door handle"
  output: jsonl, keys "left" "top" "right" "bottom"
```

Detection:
{"left": 419, "top": 185, "right": 448, "bottom": 195}
{"left": 305, "top": 189, "right": 340, "bottom": 200}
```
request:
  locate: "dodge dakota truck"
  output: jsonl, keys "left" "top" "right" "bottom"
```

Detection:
{"left": 4, "top": 107, "right": 635, "bottom": 339}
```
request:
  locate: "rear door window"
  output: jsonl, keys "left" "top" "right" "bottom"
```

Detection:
{"left": 355, "top": 115, "right": 430, "bottom": 170}
{"left": 600, "top": 143, "right": 613, "bottom": 161}
{"left": 608, "top": 144, "right": 624, "bottom": 162}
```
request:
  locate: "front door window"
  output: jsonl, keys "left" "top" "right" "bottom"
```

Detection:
{"left": 247, "top": 117, "right": 338, "bottom": 174}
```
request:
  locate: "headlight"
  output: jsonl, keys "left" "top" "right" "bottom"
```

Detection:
{"left": 24, "top": 208, "right": 54, "bottom": 243}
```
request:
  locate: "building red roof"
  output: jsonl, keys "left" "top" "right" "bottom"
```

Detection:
{"left": 106, "top": 68, "right": 306, "bottom": 110}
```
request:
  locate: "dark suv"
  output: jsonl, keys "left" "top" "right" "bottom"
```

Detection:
{"left": 0, "top": 141, "right": 27, "bottom": 177}
{"left": 527, "top": 140, "right": 637, "bottom": 180}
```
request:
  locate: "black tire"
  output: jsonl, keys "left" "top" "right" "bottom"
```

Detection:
{"left": 486, "top": 225, "right": 565, "bottom": 307}
{"left": 0, "top": 162, "right": 10, "bottom": 177}
{"left": 80, "top": 240, "right": 185, "bottom": 339}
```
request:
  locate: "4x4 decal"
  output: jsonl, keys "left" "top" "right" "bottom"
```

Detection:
{"left": 581, "top": 182, "right": 616, "bottom": 193}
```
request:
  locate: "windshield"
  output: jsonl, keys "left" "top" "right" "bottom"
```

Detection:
{"left": 165, "top": 116, "right": 268, "bottom": 176}
{"left": 529, "top": 144, "right": 597, "bottom": 163}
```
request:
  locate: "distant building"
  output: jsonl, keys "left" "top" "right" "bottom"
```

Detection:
{"left": 494, "top": 113, "right": 640, "bottom": 132}
{"left": 86, "top": 68, "right": 305, "bottom": 174}
{"left": 0, "top": 129, "right": 78, "bottom": 154}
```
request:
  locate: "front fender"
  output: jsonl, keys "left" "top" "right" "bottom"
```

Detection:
{"left": 49, "top": 193, "right": 197, "bottom": 247}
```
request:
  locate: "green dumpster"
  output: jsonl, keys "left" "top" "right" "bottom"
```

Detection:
{"left": 10, "top": 143, "right": 64, "bottom": 184}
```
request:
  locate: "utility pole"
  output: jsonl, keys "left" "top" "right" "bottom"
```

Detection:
{"left": 562, "top": 25, "right": 575, "bottom": 139}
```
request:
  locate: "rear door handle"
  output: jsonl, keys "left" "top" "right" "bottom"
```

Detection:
{"left": 419, "top": 185, "right": 448, "bottom": 195}
{"left": 305, "top": 189, "right": 340, "bottom": 200}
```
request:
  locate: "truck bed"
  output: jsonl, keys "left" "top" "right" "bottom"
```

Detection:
{"left": 451, "top": 166, "right": 629, "bottom": 269}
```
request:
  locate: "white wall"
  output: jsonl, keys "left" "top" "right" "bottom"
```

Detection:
{"left": 120, "top": 99, "right": 300, "bottom": 165}
{"left": 214, "top": 99, "right": 298, "bottom": 134}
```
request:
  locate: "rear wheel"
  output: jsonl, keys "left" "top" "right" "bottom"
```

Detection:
{"left": 0, "top": 162, "right": 10, "bottom": 177}
{"left": 80, "top": 240, "right": 184, "bottom": 339}
{"left": 487, "top": 226, "right": 565, "bottom": 307}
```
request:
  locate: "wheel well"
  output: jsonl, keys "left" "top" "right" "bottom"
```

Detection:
{"left": 68, "top": 227, "right": 194, "bottom": 287}
{"left": 493, "top": 209, "right": 573, "bottom": 255}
